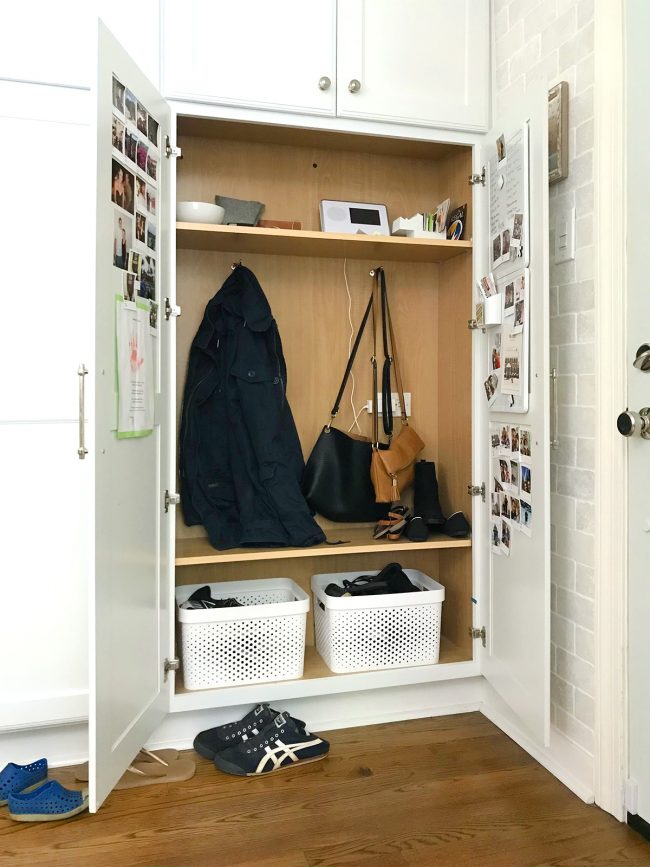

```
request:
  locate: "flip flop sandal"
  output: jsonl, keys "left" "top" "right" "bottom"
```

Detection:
{"left": 373, "top": 507, "right": 410, "bottom": 540}
{"left": 7, "top": 780, "right": 88, "bottom": 822}
{"left": 73, "top": 747, "right": 180, "bottom": 783}
{"left": 111, "top": 757, "right": 196, "bottom": 791}
{"left": 0, "top": 759, "right": 48, "bottom": 806}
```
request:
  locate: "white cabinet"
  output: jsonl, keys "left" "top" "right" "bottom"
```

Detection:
{"left": 161, "top": 0, "right": 489, "bottom": 131}
{"left": 0, "top": 82, "right": 91, "bottom": 730}
{"left": 337, "top": 0, "right": 490, "bottom": 131}
{"left": 162, "top": 0, "right": 337, "bottom": 116}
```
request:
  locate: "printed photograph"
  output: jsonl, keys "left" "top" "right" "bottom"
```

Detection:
{"left": 496, "top": 133, "right": 506, "bottom": 162}
{"left": 479, "top": 273, "right": 497, "bottom": 299}
{"left": 484, "top": 372, "right": 498, "bottom": 404}
{"left": 149, "top": 300, "right": 158, "bottom": 330}
{"left": 140, "top": 255, "right": 156, "bottom": 299}
{"left": 492, "top": 234, "right": 502, "bottom": 264}
{"left": 500, "top": 425, "right": 511, "bottom": 451}
{"left": 491, "top": 431, "right": 500, "bottom": 451}
{"left": 514, "top": 299, "right": 525, "bottom": 330}
{"left": 510, "top": 460, "right": 520, "bottom": 490}
{"left": 137, "top": 101, "right": 148, "bottom": 135}
{"left": 146, "top": 186, "right": 156, "bottom": 215}
{"left": 521, "top": 465, "right": 532, "bottom": 495}
{"left": 123, "top": 271, "right": 136, "bottom": 302}
{"left": 112, "top": 115, "right": 125, "bottom": 152}
{"left": 136, "top": 177, "right": 147, "bottom": 212}
{"left": 500, "top": 493, "right": 510, "bottom": 518}
{"left": 147, "top": 221, "right": 156, "bottom": 252}
{"left": 125, "top": 130, "right": 137, "bottom": 163}
{"left": 137, "top": 140, "right": 148, "bottom": 173}
{"left": 128, "top": 250, "right": 142, "bottom": 278}
{"left": 493, "top": 476, "right": 504, "bottom": 494}
{"left": 111, "top": 159, "right": 134, "bottom": 214}
{"left": 113, "top": 211, "right": 133, "bottom": 270}
{"left": 520, "top": 428, "right": 532, "bottom": 457}
{"left": 125, "top": 89, "right": 137, "bottom": 125}
{"left": 112, "top": 76, "right": 125, "bottom": 114}
{"left": 504, "top": 281, "right": 515, "bottom": 314}
{"left": 491, "top": 494, "right": 501, "bottom": 518}
{"left": 521, "top": 499, "right": 533, "bottom": 531}
{"left": 490, "top": 331, "right": 501, "bottom": 370}
{"left": 510, "top": 497, "right": 521, "bottom": 524}
{"left": 513, "top": 212, "right": 523, "bottom": 242}
{"left": 511, "top": 426, "right": 520, "bottom": 453}
{"left": 146, "top": 154, "right": 158, "bottom": 181}
{"left": 503, "top": 349, "right": 521, "bottom": 383}
{"left": 147, "top": 114, "right": 159, "bottom": 147}
{"left": 502, "top": 227, "right": 511, "bottom": 257}
{"left": 491, "top": 521, "right": 501, "bottom": 552}
{"left": 135, "top": 212, "right": 147, "bottom": 244}
{"left": 501, "top": 519, "right": 511, "bottom": 553}
{"left": 499, "top": 459, "right": 511, "bottom": 486}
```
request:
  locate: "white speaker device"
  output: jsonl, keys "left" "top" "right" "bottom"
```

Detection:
{"left": 319, "top": 200, "right": 390, "bottom": 235}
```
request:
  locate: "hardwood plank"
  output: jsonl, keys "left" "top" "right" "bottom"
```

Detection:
{"left": 176, "top": 223, "right": 472, "bottom": 263}
{"left": 1, "top": 715, "right": 647, "bottom": 867}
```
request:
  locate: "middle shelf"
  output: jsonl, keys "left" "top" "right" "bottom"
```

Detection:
{"left": 176, "top": 222, "right": 472, "bottom": 263}
{"left": 175, "top": 528, "right": 471, "bottom": 566}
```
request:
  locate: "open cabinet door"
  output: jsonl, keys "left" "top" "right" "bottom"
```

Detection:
{"left": 90, "top": 20, "right": 171, "bottom": 811}
{"left": 477, "top": 84, "right": 551, "bottom": 746}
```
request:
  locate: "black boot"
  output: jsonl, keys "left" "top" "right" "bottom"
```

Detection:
{"left": 414, "top": 460, "right": 446, "bottom": 526}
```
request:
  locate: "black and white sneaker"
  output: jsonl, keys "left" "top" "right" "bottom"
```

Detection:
{"left": 214, "top": 713, "right": 329, "bottom": 776}
{"left": 180, "top": 585, "right": 243, "bottom": 610}
{"left": 194, "top": 703, "right": 287, "bottom": 760}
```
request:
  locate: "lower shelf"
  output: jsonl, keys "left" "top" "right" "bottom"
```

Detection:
{"left": 169, "top": 640, "right": 478, "bottom": 713}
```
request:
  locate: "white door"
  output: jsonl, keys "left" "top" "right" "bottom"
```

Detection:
{"left": 90, "top": 20, "right": 171, "bottom": 811}
{"left": 161, "top": 0, "right": 337, "bottom": 116}
{"left": 336, "top": 0, "right": 489, "bottom": 131}
{"left": 625, "top": 0, "right": 650, "bottom": 828}
{"left": 477, "top": 85, "right": 551, "bottom": 746}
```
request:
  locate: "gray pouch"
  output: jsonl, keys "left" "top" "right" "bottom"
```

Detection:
{"left": 215, "top": 195, "right": 265, "bottom": 226}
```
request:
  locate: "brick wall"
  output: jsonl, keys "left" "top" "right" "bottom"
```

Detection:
{"left": 493, "top": 0, "right": 596, "bottom": 754}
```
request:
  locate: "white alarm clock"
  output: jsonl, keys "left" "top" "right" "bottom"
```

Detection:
{"left": 319, "top": 200, "right": 390, "bottom": 235}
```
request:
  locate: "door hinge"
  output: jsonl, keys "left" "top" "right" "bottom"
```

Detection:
{"left": 467, "top": 319, "right": 486, "bottom": 332}
{"left": 164, "top": 490, "right": 180, "bottom": 513}
{"left": 467, "top": 482, "right": 486, "bottom": 501}
{"left": 165, "top": 135, "right": 183, "bottom": 159}
{"left": 164, "top": 657, "right": 180, "bottom": 681}
{"left": 165, "top": 297, "right": 182, "bottom": 320}
{"left": 468, "top": 626, "right": 486, "bottom": 647}
{"left": 468, "top": 167, "right": 486, "bottom": 186}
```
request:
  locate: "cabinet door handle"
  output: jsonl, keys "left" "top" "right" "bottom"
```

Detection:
{"left": 550, "top": 368, "right": 559, "bottom": 449}
{"left": 318, "top": 76, "right": 331, "bottom": 91}
{"left": 348, "top": 79, "right": 361, "bottom": 93}
{"left": 78, "top": 364, "right": 88, "bottom": 460}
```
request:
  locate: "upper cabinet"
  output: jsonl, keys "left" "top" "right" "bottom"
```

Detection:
{"left": 162, "top": 0, "right": 337, "bottom": 116}
{"left": 162, "top": 0, "right": 489, "bottom": 132}
{"left": 337, "top": 0, "right": 490, "bottom": 131}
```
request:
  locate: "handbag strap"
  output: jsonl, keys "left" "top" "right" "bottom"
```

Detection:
{"left": 377, "top": 268, "right": 408, "bottom": 429}
{"left": 328, "top": 290, "right": 375, "bottom": 423}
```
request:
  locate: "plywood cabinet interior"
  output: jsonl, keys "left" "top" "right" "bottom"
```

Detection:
{"left": 172, "top": 117, "right": 475, "bottom": 693}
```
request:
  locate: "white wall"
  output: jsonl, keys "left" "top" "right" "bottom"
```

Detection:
{"left": 493, "top": 0, "right": 596, "bottom": 755}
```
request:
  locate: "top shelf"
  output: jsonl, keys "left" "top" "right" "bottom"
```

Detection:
{"left": 176, "top": 223, "right": 472, "bottom": 264}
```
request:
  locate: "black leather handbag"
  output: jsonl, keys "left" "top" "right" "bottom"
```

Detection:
{"left": 302, "top": 291, "right": 387, "bottom": 523}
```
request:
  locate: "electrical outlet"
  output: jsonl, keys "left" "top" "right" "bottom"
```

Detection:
{"left": 366, "top": 392, "right": 412, "bottom": 416}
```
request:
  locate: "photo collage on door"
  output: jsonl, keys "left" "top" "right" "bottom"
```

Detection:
{"left": 111, "top": 74, "right": 159, "bottom": 334}
{"left": 489, "top": 422, "right": 533, "bottom": 556}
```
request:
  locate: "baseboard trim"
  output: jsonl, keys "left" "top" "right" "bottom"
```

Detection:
{"left": 481, "top": 703, "right": 594, "bottom": 803}
{"left": 628, "top": 812, "right": 650, "bottom": 842}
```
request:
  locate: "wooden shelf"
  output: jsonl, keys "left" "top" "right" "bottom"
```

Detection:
{"left": 175, "top": 527, "right": 471, "bottom": 566}
{"left": 170, "top": 641, "right": 477, "bottom": 712}
{"left": 176, "top": 222, "right": 472, "bottom": 263}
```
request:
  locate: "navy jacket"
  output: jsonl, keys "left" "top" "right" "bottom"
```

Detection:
{"left": 179, "top": 265, "right": 325, "bottom": 550}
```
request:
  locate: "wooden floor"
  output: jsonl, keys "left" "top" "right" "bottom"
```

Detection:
{"left": 1, "top": 714, "right": 649, "bottom": 866}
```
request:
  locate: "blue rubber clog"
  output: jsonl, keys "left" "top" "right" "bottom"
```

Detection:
{"left": 0, "top": 758, "right": 47, "bottom": 806}
{"left": 8, "top": 780, "right": 89, "bottom": 822}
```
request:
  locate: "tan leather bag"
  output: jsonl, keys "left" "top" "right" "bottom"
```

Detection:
{"left": 369, "top": 268, "right": 424, "bottom": 503}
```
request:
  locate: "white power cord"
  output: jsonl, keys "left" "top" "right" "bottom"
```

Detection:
{"left": 343, "top": 258, "right": 366, "bottom": 434}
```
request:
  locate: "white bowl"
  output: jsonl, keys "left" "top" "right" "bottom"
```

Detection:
{"left": 176, "top": 201, "right": 225, "bottom": 224}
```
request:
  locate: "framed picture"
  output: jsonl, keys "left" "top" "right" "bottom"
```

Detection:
{"left": 548, "top": 81, "right": 569, "bottom": 185}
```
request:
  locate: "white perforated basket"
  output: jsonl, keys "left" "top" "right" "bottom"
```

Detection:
{"left": 175, "top": 579, "right": 309, "bottom": 690}
{"left": 311, "top": 570, "right": 444, "bottom": 674}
